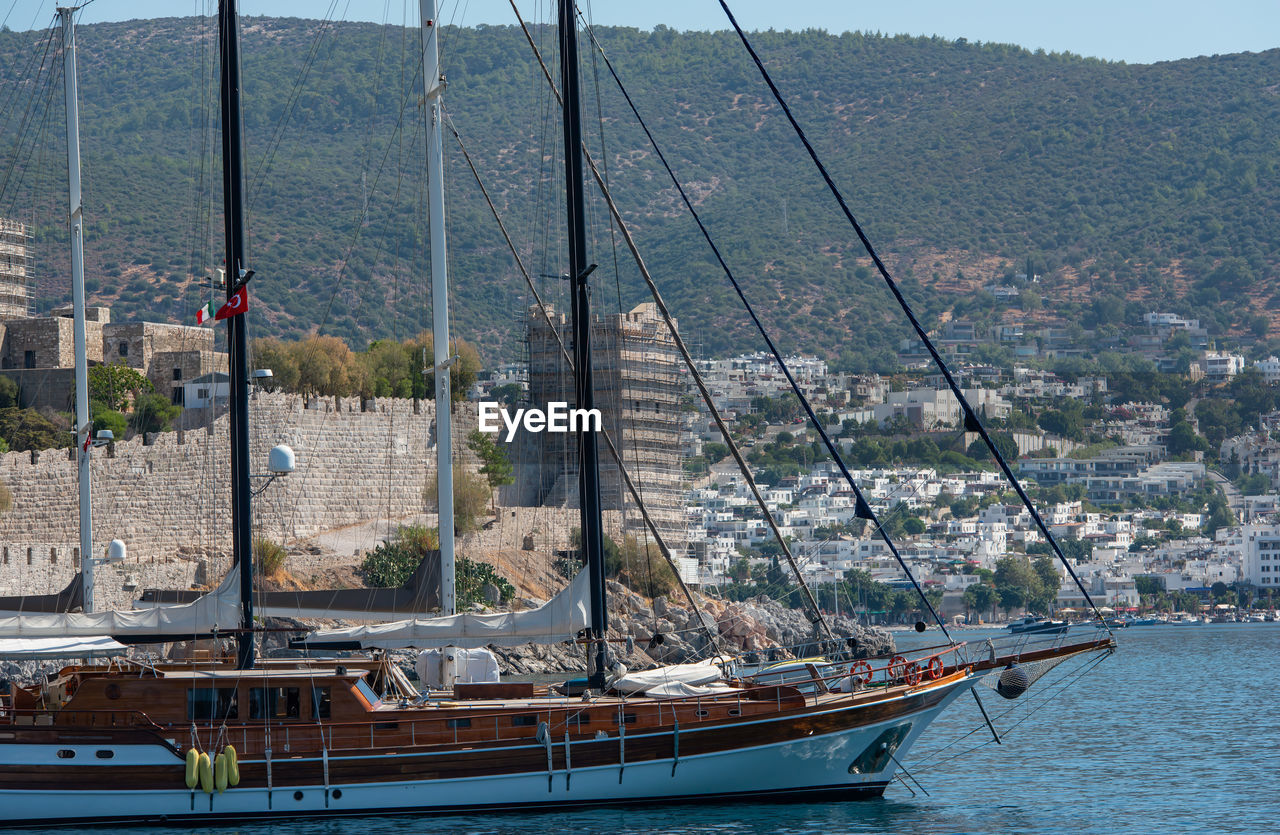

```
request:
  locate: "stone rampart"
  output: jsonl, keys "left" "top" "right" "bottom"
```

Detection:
{"left": 0, "top": 393, "right": 478, "bottom": 600}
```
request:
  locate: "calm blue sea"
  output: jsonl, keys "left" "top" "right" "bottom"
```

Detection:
{"left": 10, "top": 624, "right": 1278, "bottom": 834}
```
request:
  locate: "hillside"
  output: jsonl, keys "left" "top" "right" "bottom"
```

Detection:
{"left": 1, "top": 17, "right": 1278, "bottom": 367}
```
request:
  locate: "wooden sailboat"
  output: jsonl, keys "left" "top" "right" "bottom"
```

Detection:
{"left": 0, "top": 2, "right": 1113, "bottom": 826}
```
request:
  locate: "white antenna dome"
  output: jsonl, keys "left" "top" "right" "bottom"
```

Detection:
{"left": 268, "top": 444, "right": 296, "bottom": 475}
{"left": 106, "top": 540, "right": 127, "bottom": 563}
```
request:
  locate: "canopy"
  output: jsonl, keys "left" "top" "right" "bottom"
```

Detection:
{"left": 0, "top": 566, "right": 241, "bottom": 640}
{"left": 0, "top": 635, "right": 129, "bottom": 659}
{"left": 296, "top": 570, "right": 590, "bottom": 650}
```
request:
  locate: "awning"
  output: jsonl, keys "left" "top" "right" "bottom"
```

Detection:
{"left": 0, "top": 635, "right": 129, "bottom": 660}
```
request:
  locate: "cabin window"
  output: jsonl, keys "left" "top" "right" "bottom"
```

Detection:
{"left": 188, "top": 687, "right": 238, "bottom": 721}
{"left": 310, "top": 686, "right": 331, "bottom": 720}
{"left": 95, "top": 750, "right": 114, "bottom": 759}
{"left": 352, "top": 678, "right": 381, "bottom": 709}
{"left": 250, "top": 686, "right": 301, "bottom": 720}
{"left": 511, "top": 714, "right": 538, "bottom": 727}
{"left": 573, "top": 712, "right": 591, "bottom": 726}
{"left": 446, "top": 718, "right": 471, "bottom": 729}
{"left": 621, "top": 713, "right": 638, "bottom": 725}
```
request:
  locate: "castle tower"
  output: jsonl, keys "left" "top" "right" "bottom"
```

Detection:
{"left": 518, "top": 302, "right": 688, "bottom": 556}
{"left": 0, "top": 219, "right": 31, "bottom": 318}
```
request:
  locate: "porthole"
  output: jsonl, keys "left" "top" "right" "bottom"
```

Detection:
{"left": 56, "top": 749, "right": 75, "bottom": 759}
{"left": 695, "top": 710, "right": 709, "bottom": 718}
{"left": 95, "top": 750, "right": 115, "bottom": 759}
{"left": 332, "top": 789, "right": 343, "bottom": 800}
{"left": 728, "top": 708, "right": 741, "bottom": 717}
{"left": 293, "top": 790, "right": 304, "bottom": 801}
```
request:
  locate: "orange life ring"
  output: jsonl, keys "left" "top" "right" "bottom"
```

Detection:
{"left": 904, "top": 661, "right": 922, "bottom": 686}
{"left": 887, "top": 655, "right": 907, "bottom": 680}
{"left": 927, "top": 656, "right": 944, "bottom": 680}
{"left": 850, "top": 660, "right": 873, "bottom": 686}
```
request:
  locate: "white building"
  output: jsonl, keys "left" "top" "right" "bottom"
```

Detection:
{"left": 1203, "top": 351, "right": 1245, "bottom": 381}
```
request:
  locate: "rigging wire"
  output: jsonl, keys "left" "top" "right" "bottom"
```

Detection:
{"left": 569, "top": 10, "right": 947, "bottom": 640}
{"left": 511, "top": 0, "right": 834, "bottom": 642}
{"left": 716, "top": 0, "right": 1112, "bottom": 636}
{"left": 444, "top": 113, "right": 722, "bottom": 654}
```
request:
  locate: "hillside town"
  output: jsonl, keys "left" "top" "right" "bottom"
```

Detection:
{"left": 474, "top": 304, "right": 1280, "bottom": 623}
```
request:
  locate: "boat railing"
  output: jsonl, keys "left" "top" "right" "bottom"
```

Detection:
{"left": 744, "top": 643, "right": 969, "bottom": 693}
{"left": 1, "top": 706, "right": 169, "bottom": 733}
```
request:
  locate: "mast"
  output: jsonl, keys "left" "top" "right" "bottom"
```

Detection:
{"left": 218, "top": 0, "right": 255, "bottom": 669}
{"left": 558, "top": 0, "right": 608, "bottom": 687}
{"left": 58, "top": 6, "right": 95, "bottom": 612}
{"left": 419, "top": 0, "right": 455, "bottom": 620}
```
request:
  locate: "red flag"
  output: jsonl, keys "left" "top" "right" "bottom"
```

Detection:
{"left": 215, "top": 286, "right": 248, "bottom": 321}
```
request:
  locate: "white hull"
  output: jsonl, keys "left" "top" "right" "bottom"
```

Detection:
{"left": 0, "top": 680, "right": 973, "bottom": 826}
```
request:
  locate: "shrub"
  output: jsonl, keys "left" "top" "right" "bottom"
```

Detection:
{"left": 360, "top": 525, "right": 438, "bottom": 587}
{"left": 456, "top": 558, "right": 515, "bottom": 605}
{"left": 253, "top": 537, "right": 288, "bottom": 578}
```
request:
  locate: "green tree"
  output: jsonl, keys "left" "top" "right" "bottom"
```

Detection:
{"left": 0, "top": 408, "right": 72, "bottom": 451}
{"left": 129, "top": 392, "right": 181, "bottom": 434}
{"left": 88, "top": 361, "right": 153, "bottom": 412}
{"left": 0, "top": 375, "right": 18, "bottom": 408}
{"left": 964, "top": 582, "right": 997, "bottom": 620}
{"left": 467, "top": 429, "right": 514, "bottom": 509}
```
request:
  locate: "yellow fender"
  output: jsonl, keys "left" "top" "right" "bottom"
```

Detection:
{"left": 197, "top": 751, "right": 213, "bottom": 794}
{"left": 214, "top": 752, "right": 228, "bottom": 794}
{"left": 184, "top": 748, "right": 199, "bottom": 789}
{"left": 224, "top": 745, "right": 240, "bottom": 787}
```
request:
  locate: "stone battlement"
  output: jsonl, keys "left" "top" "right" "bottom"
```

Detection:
{"left": 0, "top": 392, "right": 478, "bottom": 599}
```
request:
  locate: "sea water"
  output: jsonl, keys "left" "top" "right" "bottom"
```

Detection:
{"left": 9, "top": 623, "right": 1277, "bottom": 834}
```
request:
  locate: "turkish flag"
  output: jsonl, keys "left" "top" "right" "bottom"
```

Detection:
{"left": 215, "top": 286, "right": 248, "bottom": 321}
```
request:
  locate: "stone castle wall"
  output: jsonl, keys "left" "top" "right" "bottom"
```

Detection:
{"left": 0, "top": 393, "right": 478, "bottom": 601}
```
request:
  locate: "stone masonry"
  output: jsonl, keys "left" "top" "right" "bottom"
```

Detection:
{"left": 0, "top": 393, "right": 478, "bottom": 605}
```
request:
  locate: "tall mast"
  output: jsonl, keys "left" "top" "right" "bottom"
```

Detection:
{"left": 218, "top": 0, "right": 255, "bottom": 669}
{"left": 58, "top": 6, "right": 94, "bottom": 612}
{"left": 558, "top": 0, "right": 608, "bottom": 686}
{"left": 419, "top": 0, "right": 455, "bottom": 620}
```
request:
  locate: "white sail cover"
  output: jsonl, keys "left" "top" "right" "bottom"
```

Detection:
{"left": 611, "top": 660, "right": 726, "bottom": 696}
{"left": 0, "top": 635, "right": 130, "bottom": 659}
{"left": 301, "top": 570, "right": 591, "bottom": 649}
{"left": 0, "top": 566, "right": 241, "bottom": 639}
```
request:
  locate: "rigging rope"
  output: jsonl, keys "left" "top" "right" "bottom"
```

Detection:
{"left": 570, "top": 11, "right": 948, "bottom": 640}
{"left": 716, "top": 0, "right": 1111, "bottom": 636}
{"left": 444, "top": 114, "right": 722, "bottom": 655}
{"left": 510, "top": 1, "right": 833, "bottom": 642}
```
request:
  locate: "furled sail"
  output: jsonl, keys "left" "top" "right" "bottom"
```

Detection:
{"left": 295, "top": 570, "right": 590, "bottom": 650}
{"left": 0, "top": 566, "right": 241, "bottom": 639}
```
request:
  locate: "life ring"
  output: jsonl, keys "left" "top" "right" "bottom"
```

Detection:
{"left": 850, "top": 660, "right": 873, "bottom": 686}
{"left": 904, "top": 661, "right": 922, "bottom": 686}
{"left": 927, "top": 656, "right": 944, "bottom": 680}
{"left": 887, "top": 655, "right": 907, "bottom": 681}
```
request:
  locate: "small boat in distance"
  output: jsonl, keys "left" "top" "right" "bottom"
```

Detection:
{"left": 1006, "top": 617, "right": 1070, "bottom": 635}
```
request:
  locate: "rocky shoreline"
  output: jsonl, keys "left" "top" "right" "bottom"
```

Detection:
{"left": 1, "top": 584, "right": 894, "bottom": 687}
